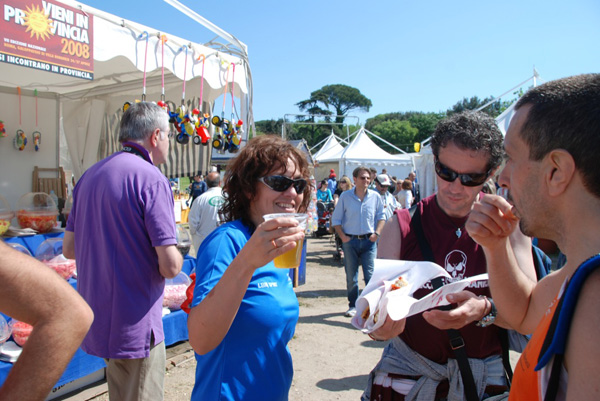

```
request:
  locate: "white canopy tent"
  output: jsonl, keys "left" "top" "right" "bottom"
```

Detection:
{"left": 0, "top": 0, "right": 251, "bottom": 208}
{"left": 335, "top": 128, "right": 415, "bottom": 181}
{"left": 313, "top": 133, "right": 346, "bottom": 181}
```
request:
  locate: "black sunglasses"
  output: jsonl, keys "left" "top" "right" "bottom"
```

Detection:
{"left": 259, "top": 175, "right": 307, "bottom": 193}
{"left": 434, "top": 159, "right": 491, "bottom": 187}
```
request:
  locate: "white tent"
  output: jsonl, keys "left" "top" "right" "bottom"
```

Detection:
{"left": 313, "top": 133, "right": 345, "bottom": 181}
{"left": 337, "top": 128, "right": 414, "bottom": 181}
{"left": 0, "top": 0, "right": 251, "bottom": 208}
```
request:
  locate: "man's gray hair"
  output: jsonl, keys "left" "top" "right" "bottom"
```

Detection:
{"left": 118, "top": 102, "right": 169, "bottom": 143}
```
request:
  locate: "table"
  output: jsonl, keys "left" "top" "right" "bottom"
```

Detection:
{"left": 0, "top": 233, "right": 193, "bottom": 393}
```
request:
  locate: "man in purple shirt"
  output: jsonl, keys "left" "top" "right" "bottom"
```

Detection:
{"left": 64, "top": 102, "right": 183, "bottom": 400}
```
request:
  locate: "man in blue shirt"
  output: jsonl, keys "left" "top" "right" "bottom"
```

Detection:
{"left": 189, "top": 174, "right": 207, "bottom": 206}
{"left": 332, "top": 166, "right": 386, "bottom": 317}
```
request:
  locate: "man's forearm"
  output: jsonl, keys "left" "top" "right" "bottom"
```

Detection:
{"left": 483, "top": 238, "right": 536, "bottom": 333}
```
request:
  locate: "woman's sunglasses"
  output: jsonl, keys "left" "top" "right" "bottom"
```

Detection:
{"left": 434, "top": 159, "right": 491, "bottom": 187}
{"left": 259, "top": 175, "right": 308, "bottom": 193}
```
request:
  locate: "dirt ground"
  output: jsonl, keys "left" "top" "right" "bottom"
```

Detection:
{"left": 65, "top": 235, "right": 384, "bottom": 401}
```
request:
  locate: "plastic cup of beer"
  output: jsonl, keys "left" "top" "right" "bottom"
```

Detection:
{"left": 263, "top": 213, "right": 308, "bottom": 269}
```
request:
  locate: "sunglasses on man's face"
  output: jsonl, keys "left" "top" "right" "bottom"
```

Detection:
{"left": 434, "top": 159, "right": 490, "bottom": 187}
{"left": 259, "top": 175, "right": 307, "bottom": 193}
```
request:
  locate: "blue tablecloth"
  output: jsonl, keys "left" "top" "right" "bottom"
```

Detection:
{"left": 0, "top": 233, "right": 193, "bottom": 390}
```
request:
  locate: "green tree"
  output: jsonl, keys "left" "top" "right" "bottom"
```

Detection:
{"left": 365, "top": 112, "right": 444, "bottom": 144}
{"left": 296, "top": 84, "right": 372, "bottom": 126}
{"left": 254, "top": 119, "right": 284, "bottom": 136}
{"left": 370, "top": 119, "right": 418, "bottom": 153}
{"left": 447, "top": 96, "right": 503, "bottom": 118}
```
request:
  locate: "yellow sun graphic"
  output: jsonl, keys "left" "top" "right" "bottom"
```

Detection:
{"left": 24, "top": 5, "right": 53, "bottom": 41}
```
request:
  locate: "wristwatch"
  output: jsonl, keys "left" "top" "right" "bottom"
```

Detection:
{"left": 476, "top": 296, "right": 497, "bottom": 327}
{"left": 374, "top": 232, "right": 380, "bottom": 237}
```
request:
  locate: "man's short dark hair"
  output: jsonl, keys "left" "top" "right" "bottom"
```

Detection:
{"left": 431, "top": 110, "right": 504, "bottom": 171}
{"left": 353, "top": 166, "right": 370, "bottom": 178}
{"left": 515, "top": 73, "right": 600, "bottom": 198}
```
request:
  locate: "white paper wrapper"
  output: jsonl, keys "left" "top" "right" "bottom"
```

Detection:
{"left": 351, "top": 259, "right": 488, "bottom": 333}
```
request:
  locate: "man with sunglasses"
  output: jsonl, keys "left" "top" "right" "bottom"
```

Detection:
{"left": 332, "top": 166, "right": 386, "bottom": 318}
{"left": 362, "top": 111, "right": 536, "bottom": 401}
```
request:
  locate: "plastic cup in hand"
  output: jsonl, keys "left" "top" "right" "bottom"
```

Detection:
{"left": 263, "top": 213, "right": 308, "bottom": 269}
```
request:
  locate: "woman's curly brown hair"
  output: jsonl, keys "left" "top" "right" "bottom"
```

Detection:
{"left": 220, "top": 135, "right": 312, "bottom": 228}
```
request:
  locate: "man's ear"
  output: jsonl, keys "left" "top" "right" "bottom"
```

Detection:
{"left": 545, "top": 149, "right": 576, "bottom": 197}
{"left": 150, "top": 128, "right": 160, "bottom": 147}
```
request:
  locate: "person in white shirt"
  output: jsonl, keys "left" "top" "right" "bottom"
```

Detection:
{"left": 374, "top": 174, "right": 400, "bottom": 220}
{"left": 189, "top": 172, "right": 225, "bottom": 252}
{"left": 395, "top": 179, "right": 414, "bottom": 209}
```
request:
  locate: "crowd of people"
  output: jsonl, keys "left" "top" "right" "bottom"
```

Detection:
{"left": 1, "top": 73, "right": 598, "bottom": 401}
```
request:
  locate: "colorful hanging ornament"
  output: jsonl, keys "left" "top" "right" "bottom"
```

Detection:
{"left": 32, "top": 131, "right": 41, "bottom": 151}
{"left": 32, "top": 89, "right": 41, "bottom": 151}
{"left": 227, "top": 63, "right": 241, "bottom": 153}
{"left": 14, "top": 87, "right": 27, "bottom": 151}
{"left": 156, "top": 35, "right": 171, "bottom": 114}
{"left": 0, "top": 121, "right": 6, "bottom": 137}
{"left": 191, "top": 54, "right": 210, "bottom": 145}
{"left": 211, "top": 63, "right": 231, "bottom": 153}
{"left": 14, "top": 129, "right": 27, "bottom": 151}
{"left": 173, "top": 45, "right": 195, "bottom": 145}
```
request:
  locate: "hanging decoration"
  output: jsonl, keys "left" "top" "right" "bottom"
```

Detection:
{"left": 211, "top": 62, "right": 243, "bottom": 153}
{"left": 211, "top": 63, "right": 230, "bottom": 153}
{"left": 15, "top": 129, "right": 27, "bottom": 151}
{"left": 173, "top": 45, "right": 196, "bottom": 145}
{"left": 0, "top": 121, "right": 6, "bottom": 138}
{"left": 227, "top": 63, "right": 242, "bottom": 153}
{"left": 32, "top": 89, "right": 41, "bottom": 152}
{"left": 123, "top": 31, "right": 150, "bottom": 112}
{"left": 191, "top": 54, "right": 210, "bottom": 145}
{"left": 157, "top": 35, "right": 171, "bottom": 115}
{"left": 13, "top": 88, "right": 27, "bottom": 151}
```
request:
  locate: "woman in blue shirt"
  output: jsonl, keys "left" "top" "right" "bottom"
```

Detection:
{"left": 316, "top": 180, "right": 333, "bottom": 203}
{"left": 187, "top": 135, "right": 311, "bottom": 401}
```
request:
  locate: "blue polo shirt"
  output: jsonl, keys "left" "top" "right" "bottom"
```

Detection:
{"left": 66, "top": 143, "right": 177, "bottom": 359}
{"left": 191, "top": 220, "right": 299, "bottom": 400}
{"left": 331, "top": 188, "right": 385, "bottom": 235}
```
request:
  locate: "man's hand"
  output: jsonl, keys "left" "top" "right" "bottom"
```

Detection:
{"left": 422, "top": 291, "right": 488, "bottom": 330}
{"left": 466, "top": 194, "right": 519, "bottom": 250}
{"left": 369, "top": 315, "right": 406, "bottom": 341}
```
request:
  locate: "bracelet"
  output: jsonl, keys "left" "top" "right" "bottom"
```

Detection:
{"left": 476, "top": 296, "right": 497, "bottom": 327}
{"left": 368, "top": 333, "right": 384, "bottom": 342}
{"left": 374, "top": 232, "right": 380, "bottom": 237}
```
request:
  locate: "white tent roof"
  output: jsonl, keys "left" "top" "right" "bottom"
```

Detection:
{"left": 337, "top": 128, "right": 414, "bottom": 179}
{"left": 313, "top": 133, "right": 345, "bottom": 162}
{"left": 341, "top": 128, "right": 413, "bottom": 164}
{"left": 0, "top": 0, "right": 252, "bottom": 208}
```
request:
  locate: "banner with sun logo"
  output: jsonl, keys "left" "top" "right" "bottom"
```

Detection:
{"left": 1, "top": 0, "right": 94, "bottom": 80}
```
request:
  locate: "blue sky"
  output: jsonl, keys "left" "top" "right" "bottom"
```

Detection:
{"left": 81, "top": 0, "right": 599, "bottom": 124}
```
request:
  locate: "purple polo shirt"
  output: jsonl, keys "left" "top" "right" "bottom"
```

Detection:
{"left": 66, "top": 143, "right": 176, "bottom": 359}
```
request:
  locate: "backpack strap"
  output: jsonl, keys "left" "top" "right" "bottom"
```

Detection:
{"left": 538, "top": 254, "right": 600, "bottom": 401}
{"left": 410, "top": 206, "right": 479, "bottom": 401}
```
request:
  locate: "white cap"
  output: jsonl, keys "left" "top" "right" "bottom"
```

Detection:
{"left": 376, "top": 174, "right": 391, "bottom": 186}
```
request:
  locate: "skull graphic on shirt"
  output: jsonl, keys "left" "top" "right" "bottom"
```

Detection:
{"left": 445, "top": 250, "right": 467, "bottom": 282}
